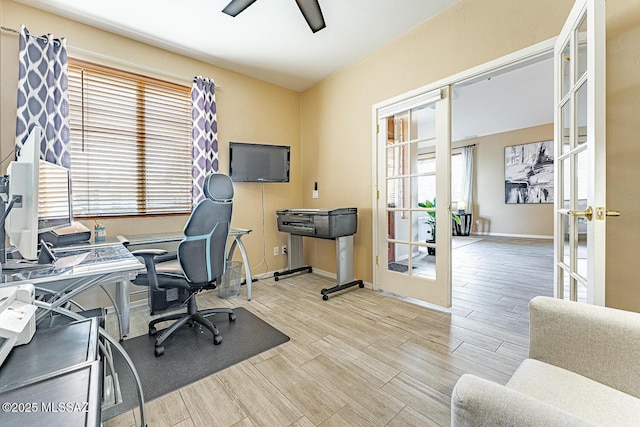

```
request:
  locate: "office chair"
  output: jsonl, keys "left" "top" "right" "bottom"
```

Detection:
{"left": 132, "top": 173, "right": 236, "bottom": 357}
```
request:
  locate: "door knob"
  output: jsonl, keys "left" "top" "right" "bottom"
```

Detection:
{"left": 567, "top": 206, "right": 593, "bottom": 221}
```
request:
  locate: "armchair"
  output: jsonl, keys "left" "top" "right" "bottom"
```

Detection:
{"left": 451, "top": 296, "right": 640, "bottom": 426}
{"left": 132, "top": 173, "right": 236, "bottom": 357}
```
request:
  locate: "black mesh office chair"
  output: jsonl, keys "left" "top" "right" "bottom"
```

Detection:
{"left": 132, "top": 173, "right": 236, "bottom": 357}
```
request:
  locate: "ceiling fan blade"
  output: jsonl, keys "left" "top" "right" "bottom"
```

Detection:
{"left": 222, "top": 0, "right": 258, "bottom": 17}
{"left": 295, "top": 0, "right": 326, "bottom": 33}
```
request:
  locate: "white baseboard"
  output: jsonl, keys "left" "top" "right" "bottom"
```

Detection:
{"left": 473, "top": 232, "right": 553, "bottom": 240}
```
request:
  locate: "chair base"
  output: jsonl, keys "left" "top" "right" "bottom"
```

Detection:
{"left": 148, "top": 294, "right": 236, "bottom": 357}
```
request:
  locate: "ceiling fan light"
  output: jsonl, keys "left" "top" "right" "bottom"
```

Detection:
{"left": 222, "top": 0, "right": 258, "bottom": 17}
{"left": 296, "top": 0, "right": 326, "bottom": 33}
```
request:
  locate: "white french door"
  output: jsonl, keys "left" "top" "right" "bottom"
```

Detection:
{"left": 375, "top": 87, "right": 452, "bottom": 307}
{"left": 554, "top": 0, "right": 614, "bottom": 304}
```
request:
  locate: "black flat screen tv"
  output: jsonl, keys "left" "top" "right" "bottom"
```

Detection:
{"left": 229, "top": 142, "right": 290, "bottom": 182}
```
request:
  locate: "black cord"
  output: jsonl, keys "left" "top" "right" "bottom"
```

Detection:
{"left": 0, "top": 147, "right": 18, "bottom": 165}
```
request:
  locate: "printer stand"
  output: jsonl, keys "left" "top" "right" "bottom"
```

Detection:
{"left": 274, "top": 234, "right": 363, "bottom": 300}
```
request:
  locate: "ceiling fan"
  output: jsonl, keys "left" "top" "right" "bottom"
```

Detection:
{"left": 222, "top": 0, "right": 326, "bottom": 33}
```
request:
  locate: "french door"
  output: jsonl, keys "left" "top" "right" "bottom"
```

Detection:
{"left": 554, "top": 0, "right": 614, "bottom": 304}
{"left": 375, "top": 87, "right": 452, "bottom": 307}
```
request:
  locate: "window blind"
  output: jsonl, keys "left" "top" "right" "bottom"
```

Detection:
{"left": 68, "top": 59, "right": 192, "bottom": 217}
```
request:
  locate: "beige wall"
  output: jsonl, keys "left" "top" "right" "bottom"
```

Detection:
{"left": 471, "top": 124, "right": 554, "bottom": 238}
{"left": 300, "top": 0, "right": 640, "bottom": 311}
{"left": 0, "top": 0, "right": 302, "bottom": 280}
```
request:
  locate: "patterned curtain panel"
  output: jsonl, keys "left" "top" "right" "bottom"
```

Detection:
{"left": 15, "top": 25, "right": 70, "bottom": 168}
{"left": 191, "top": 76, "right": 218, "bottom": 206}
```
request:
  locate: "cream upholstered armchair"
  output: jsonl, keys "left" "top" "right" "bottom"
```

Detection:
{"left": 451, "top": 296, "right": 640, "bottom": 426}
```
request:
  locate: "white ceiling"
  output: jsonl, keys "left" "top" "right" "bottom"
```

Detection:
{"left": 452, "top": 57, "right": 554, "bottom": 141}
{"left": 14, "top": 0, "right": 554, "bottom": 140}
{"left": 15, "top": 0, "right": 462, "bottom": 92}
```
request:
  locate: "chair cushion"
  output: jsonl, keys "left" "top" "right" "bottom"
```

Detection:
{"left": 507, "top": 359, "right": 640, "bottom": 426}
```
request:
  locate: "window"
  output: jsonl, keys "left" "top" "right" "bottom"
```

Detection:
{"left": 68, "top": 59, "right": 192, "bottom": 217}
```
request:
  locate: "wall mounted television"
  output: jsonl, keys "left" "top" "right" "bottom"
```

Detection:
{"left": 229, "top": 142, "right": 290, "bottom": 183}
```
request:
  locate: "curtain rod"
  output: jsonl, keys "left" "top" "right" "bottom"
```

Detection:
{"left": 1, "top": 26, "right": 222, "bottom": 89}
{"left": 455, "top": 143, "right": 477, "bottom": 149}
{"left": 1, "top": 25, "right": 61, "bottom": 45}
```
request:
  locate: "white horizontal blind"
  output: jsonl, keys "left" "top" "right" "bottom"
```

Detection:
{"left": 68, "top": 59, "right": 192, "bottom": 217}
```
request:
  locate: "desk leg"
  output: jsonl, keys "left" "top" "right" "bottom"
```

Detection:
{"left": 228, "top": 236, "right": 253, "bottom": 301}
{"left": 115, "top": 279, "right": 130, "bottom": 338}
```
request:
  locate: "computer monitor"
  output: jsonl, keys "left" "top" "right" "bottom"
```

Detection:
{"left": 4, "top": 127, "right": 73, "bottom": 261}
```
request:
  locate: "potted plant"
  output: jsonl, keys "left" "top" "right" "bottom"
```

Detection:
{"left": 418, "top": 198, "right": 461, "bottom": 255}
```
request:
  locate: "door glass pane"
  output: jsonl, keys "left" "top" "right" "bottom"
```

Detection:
{"left": 387, "top": 178, "right": 408, "bottom": 209}
{"left": 576, "top": 277, "right": 588, "bottom": 303}
{"left": 576, "top": 150, "right": 588, "bottom": 280}
{"left": 562, "top": 214, "right": 570, "bottom": 264}
{"left": 562, "top": 157, "right": 571, "bottom": 208}
{"left": 561, "top": 40, "right": 571, "bottom": 98}
{"left": 411, "top": 105, "right": 436, "bottom": 140}
{"left": 576, "top": 82, "right": 588, "bottom": 145}
{"left": 387, "top": 242, "right": 410, "bottom": 273}
{"left": 386, "top": 146, "right": 406, "bottom": 178}
{"left": 561, "top": 100, "right": 571, "bottom": 154}
{"left": 561, "top": 156, "right": 570, "bottom": 264}
{"left": 560, "top": 267, "right": 571, "bottom": 299}
{"left": 412, "top": 175, "right": 436, "bottom": 211}
{"left": 408, "top": 140, "right": 422, "bottom": 175}
{"left": 576, "top": 16, "right": 588, "bottom": 81}
{"left": 411, "top": 243, "right": 435, "bottom": 280}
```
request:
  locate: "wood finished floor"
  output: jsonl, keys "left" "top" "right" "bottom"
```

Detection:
{"left": 104, "top": 236, "right": 553, "bottom": 427}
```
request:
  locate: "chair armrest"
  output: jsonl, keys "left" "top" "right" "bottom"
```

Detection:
{"left": 529, "top": 296, "right": 640, "bottom": 398}
{"left": 130, "top": 249, "right": 169, "bottom": 291}
{"left": 451, "top": 374, "right": 597, "bottom": 427}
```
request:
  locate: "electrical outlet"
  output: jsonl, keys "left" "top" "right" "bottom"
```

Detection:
{"left": 273, "top": 246, "right": 279, "bottom": 256}
{"left": 282, "top": 245, "right": 287, "bottom": 255}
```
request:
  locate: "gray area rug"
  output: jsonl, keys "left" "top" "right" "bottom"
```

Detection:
{"left": 103, "top": 307, "right": 289, "bottom": 420}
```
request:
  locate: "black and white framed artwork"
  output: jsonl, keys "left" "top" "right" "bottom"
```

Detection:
{"left": 504, "top": 140, "right": 554, "bottom": 204}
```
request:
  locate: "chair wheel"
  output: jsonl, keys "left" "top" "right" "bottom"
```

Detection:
{"left": 321, "top": 288, "right": 327, "bottom": 294}
{"left": 229, "top": 313, "right": 237, "bottom": 322}
{"left": 359, "top": 282, "right": 364, "bottom": 288}
{"left": 154, "top": 345, "right": 164, "bottom": 357}
{"left": 322, "top": 294, "right": 329, "bottom": 301}
{"left": 148, "top": 326, "right": 157, "bottom": 336}
{"left": 214, "top": 335, "right": 222, "bottom": 345}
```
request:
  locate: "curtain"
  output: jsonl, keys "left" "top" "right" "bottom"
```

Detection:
{"left": 191, "top": 76, "right": 218, "bottom": 206}
{"left": 15, "top": 25, "right": 70, "bottom": 168}
{"left": 460, "top": 145, "right": 474, "bottom": 214}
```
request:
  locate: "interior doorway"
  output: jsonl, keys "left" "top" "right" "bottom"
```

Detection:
{"left": 373, "top": 38, "right": 558, "bottom": 309}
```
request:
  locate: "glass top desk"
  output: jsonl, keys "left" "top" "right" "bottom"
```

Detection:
{"left": 118, "top": 228, "right": 254, "bottom": 301}
{"left": 0, "top": 242, "right": 143, "bottom": 340}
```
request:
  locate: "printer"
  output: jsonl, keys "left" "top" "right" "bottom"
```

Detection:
{"left": 276, "top": 208, "right": 357, "bottom": 238}
{"left": 0, "top": 284, "right": 37, "bottom": 367}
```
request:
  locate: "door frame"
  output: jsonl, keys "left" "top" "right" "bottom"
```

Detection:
{"left": 371, "top": 37, "right": 557, "bottom": 299}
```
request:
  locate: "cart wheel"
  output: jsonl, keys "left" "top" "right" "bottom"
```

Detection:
{"left": 154, "top": 346, "right": 164, "bottom": 357}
